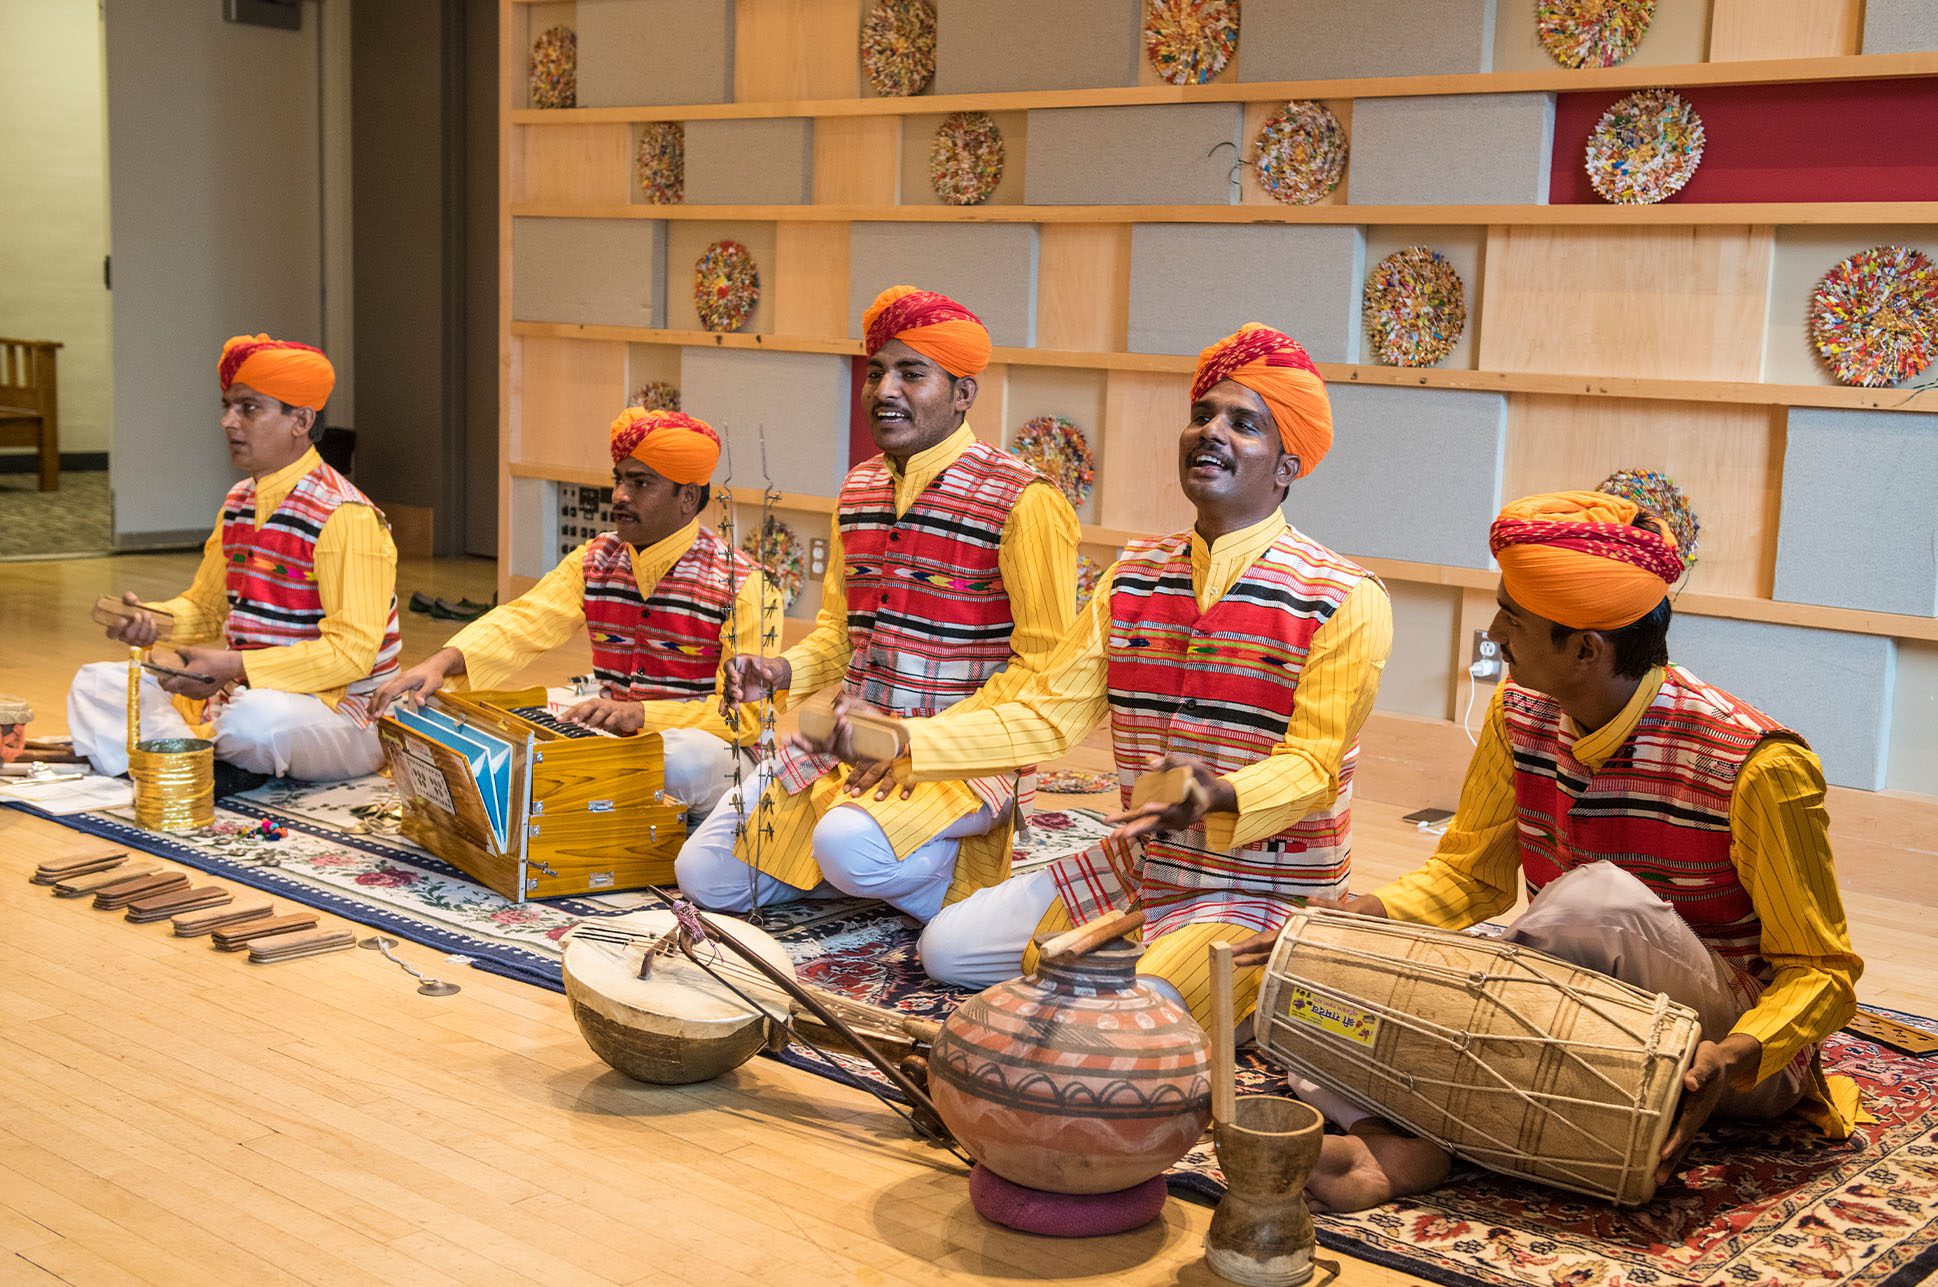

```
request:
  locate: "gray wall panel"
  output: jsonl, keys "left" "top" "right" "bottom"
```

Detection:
{"left": 933, "top": 0, "right": 1139, "bottom": 93}
{"left": 679, "top": 348, "right": 853, "bottom": 496}
{"left": 1776, "top": 408, "right": 1938, "bottom": 617}
{"left": 511, "top": 217, "right": 665, "bottom": 328}
{"left": 847, "top": 223, "right": 1039, "bottom": 348}
{"left": 1351, "top": 94, "right": 1554, "bottom": 205}
{"left": 1024, "top": 105, "right": 1243, "bottom": 205}
{"left": 1287, "top": 386, "right": 1505, "bottom": 571}
{"left": 684, "top": 119, "right": 813, "bottom": 205}
{"left": 1242, "top": 0, "right": 1497, "bottom": 79}
{"left": 1862, "top": 0, "right": 1938, "bottom": 53}
{"left": 1666, "top": 617, "right": 1896, "bottom": 791}
{"left": 577, "top": 0, "right": 734, "bottom": 107}
{"left": 1126, "top": 223, "right": 1363, "bottom": 360}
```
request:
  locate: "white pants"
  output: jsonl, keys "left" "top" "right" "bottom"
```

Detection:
{"left": 672, "top": 763, "right": 997, "bottom": 922}
{"left": 1290, "top": 861, "right": 1806, "bottom": 1128}
{"left": 67, "top": 662, "right": 382, "bottom": 782}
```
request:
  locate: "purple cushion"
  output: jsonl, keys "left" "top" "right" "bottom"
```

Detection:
{"left": 968, "top": 1165, "right": 1170, "bottom": 1238}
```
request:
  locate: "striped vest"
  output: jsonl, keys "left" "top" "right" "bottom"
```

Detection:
{"left": 582, "top": 526, "right": 753, "bottom": 702}
{"left": 219, "top": 461, "right": 401, "bottom": 724}
{"left": 1058, "top": 526, "right": 1371, "bottom": 937}
{"left": 774, "top": 440, "right": 1040, "bottom": 811}
{"left": 1503, "top": 664, "right": 1804, "bottom": 982}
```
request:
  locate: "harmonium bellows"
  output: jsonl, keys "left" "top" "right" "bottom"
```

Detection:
{"left": 377, "top": 687, "right": 686, "bottom": 903}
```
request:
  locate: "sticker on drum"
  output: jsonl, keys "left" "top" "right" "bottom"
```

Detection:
{"left": 1282, "top": 985, "right": 1380, "bottom": 1047}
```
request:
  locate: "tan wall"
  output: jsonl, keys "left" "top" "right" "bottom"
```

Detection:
{"left": 0, "top": 4, "right": 112, "bottom": 454}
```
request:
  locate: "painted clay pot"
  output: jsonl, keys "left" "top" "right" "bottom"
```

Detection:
{"left": 929, "top": 938, "right": 1214, "bottom": 1194}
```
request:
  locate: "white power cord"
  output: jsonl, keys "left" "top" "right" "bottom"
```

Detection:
{"left": 1462, "top": 656, "right": 1502, "bottom": 746}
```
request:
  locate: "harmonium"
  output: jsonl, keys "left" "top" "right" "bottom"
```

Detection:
{"left": 376, "top": 687, "right": 685, "bottom": 902}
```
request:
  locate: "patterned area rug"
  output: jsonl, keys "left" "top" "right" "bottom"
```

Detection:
{"left": 0, "top": 470, "right": 113, "bottom": 560}
{"left": 16, "top": 779, "right": 1938, "bottom": 1287}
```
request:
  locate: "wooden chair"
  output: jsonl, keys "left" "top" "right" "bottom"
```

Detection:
{"left": 0, "top": 338, "right": 63, "bottom": 492}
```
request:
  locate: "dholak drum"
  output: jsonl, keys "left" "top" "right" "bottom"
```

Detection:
{"left": 1253, "top": 909, "right": 1702, "bottom": 1206}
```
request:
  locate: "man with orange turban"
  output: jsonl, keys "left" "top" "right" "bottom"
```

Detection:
{"left": 70, "top": 334, "right": 402, "bottom": 782}
{"left": 370, "top": 406, "right": 780, "bottom": 817}
{"left": 801, "top": 321, "right": 1392, "bottom": 1031}
{"left": 675, "top": 285, "right": 1080, "bottom": 922}
{"left": 1231, "top": 490, "right": 1864, "bottom": 1213}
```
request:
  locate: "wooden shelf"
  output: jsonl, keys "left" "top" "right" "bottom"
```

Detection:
{"left": 508, "top": 200, "right": 1938, "bottom": 227}
{"left": 507, "top": 51, "right": 1938, "bottom": 124}
{"left": 504, "top": 458, "right": 1938, "bottom": 642}
{"left": 508, "top": 321, "right": 1938, "bottom": 414}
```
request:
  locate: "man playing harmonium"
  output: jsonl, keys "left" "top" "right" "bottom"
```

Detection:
{"left": 370, "top": 407, "right": 781, "bottom": 818}
{"left": 68, "top": 334, "right": 401, "bottom": 782}
{"left": 673, "top": 285, "right": 1080, "bottom": 922}
{"left": 803, "top": 321, "right": 1393, "bottom": 1028}
{"left": 1234, "top": 490, "right": 1864, "bottom": 1211}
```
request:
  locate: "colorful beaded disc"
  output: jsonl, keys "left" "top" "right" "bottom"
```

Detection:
{"left": 1536, "top": 0, "right": 1655, "bottom": 70}
{"left": 1808, "top": 245, "right": 1938, "bottom": 388}
{"left": 1144, "top": 0, "right": 1240, "bottom": 87}
{"left": 1010, "top": 416, "right": 1096, "bottom": 509}
{"left": 740, "top": 515, "right": 806, "bottom": 608}
{"left": 930, "top": 112, "right": 1006, "bottom": 205}
{"left": 1038, "top": 768, "right": 1117, "bottom": 794}
{"left": 528, "top": 25, "right": 576, "bottom": 109}
{"left": 629, "top": 382, "right": 681, "bottom": 412}
{"left": 861, "top": 0, "right": 937, "bottom": 98}
{"left": 1074, "top": 553, "right": 1104, "bottom": 611}
{"left": 1597, "top": 468, "right": 1701, "bottom": 568}
{"left": 1586, "top": 88, "right": 1705, "bottom": 205}
{"left": 1254, "top": 101, "right": 1347, "bottom": 206}
{"left": 694, "top": 241, "right": 760, "bottom": 333}
{"left": 1363, "top": 247, "right": 1467, "bottom": 368}
{"left": 635, "top": 123, "right": 684, "bottom": 204}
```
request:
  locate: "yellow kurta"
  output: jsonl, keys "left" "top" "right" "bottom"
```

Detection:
{"left": 1374, "top": 670, "right": 1864, "bottom": 1130}
{"left": 442, "top": 518, "right": 780, "bottom": 740}
{"left": 902, "top": 511, "right": 1394, "bottom": 1027}
{"left": 745, "top": 424, "right": 1080, "bottom": 898}
{"left": 148, "top": 447, "right": 397, "bottom": 711}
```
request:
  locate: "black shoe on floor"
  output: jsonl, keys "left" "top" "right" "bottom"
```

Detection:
{"left": 408, "top": 590, "right": 437, "bottom": 614}
{"left": 212, "top": 760, "right": 271, "bottom": 799}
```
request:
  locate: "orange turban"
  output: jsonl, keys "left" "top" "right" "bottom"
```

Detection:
{"left": 862, "top": 285, "right": 991, "bottom": 378}
{"left": 608, "top": 408, "right": 720, "bottom": 485}
{"left": 1191, "top": 324, "right": 1332, "bottom": 478}
{"left": 1490, "top": 491, "right": 1686, "bottom": 631}
{"left": 218, "top": 334, "right": 335, "bottom": 411}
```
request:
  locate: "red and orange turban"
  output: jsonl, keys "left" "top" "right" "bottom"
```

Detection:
{"left": 1490, "top": 491, "right": 1686, "bottom": 631}
{"left": 1191, "top": 324, "right": 1333, "bottom": 478}
{"left": 608, "top": 407, "right": 720, "bottom": 485}
{"left": 862, "top": 285, "right": 991, "bottom": 378}
{"left": 218, "top": 334, "right": 335, "bottom": 411}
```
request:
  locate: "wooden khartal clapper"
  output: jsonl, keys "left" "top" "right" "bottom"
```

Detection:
{"left": 1846, "top": 1011, "right": 1938, "bottom": 1056}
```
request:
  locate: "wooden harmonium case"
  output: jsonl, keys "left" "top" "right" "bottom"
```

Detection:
{"left": 377, "top": 687, "right": 685, "bottom": 903}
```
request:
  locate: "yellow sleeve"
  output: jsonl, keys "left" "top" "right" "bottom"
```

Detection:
{"left": 781, "top": 511, "right": 853, "bottom": 698}
{"left": 904, "top": 564, "right": 1113, "bottom": 779}
{"left": 445, "top": 544, "right": 591, "bottom": 692}
{"left": 639, "top": 565, "right": 785, "bottom": 739}
{"left": 146, "top": 526, "right": 230, "bottom": 647}
{"left": 242, "top": 503, "right": 399, "bottom": 700}
{"left": 1201, "top": 577, "right": 1393, "bottom": 851}
{"left": 1371, "top": 684, "right": 1525, "bottom": 927}
{"left": 1725, "top": 739, "right": 1864, "bottom": 1084}
{"left": 969, "top": 481, "right": 1080, "bottom": 707}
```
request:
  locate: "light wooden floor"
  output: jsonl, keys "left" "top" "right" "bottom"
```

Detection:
{"left": 2, "top": 551, "right": 1933, "bottom": 1286}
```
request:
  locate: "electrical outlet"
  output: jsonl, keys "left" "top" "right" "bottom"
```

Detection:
{"left": 809, "top": 538, "right": 828, "bottom": 576}
{"left": 1471, "top": 630, "right": 1501, "bottom": 666}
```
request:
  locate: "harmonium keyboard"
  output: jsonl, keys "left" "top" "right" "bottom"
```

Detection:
{"left": 376, "top": 687, "right": 685, "bottom": 902}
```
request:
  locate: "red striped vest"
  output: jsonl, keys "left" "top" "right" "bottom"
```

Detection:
{"left": 219, "top": 460, "right": 401, "bottom": 725}
{"left": 1503, "top": 664, "right": 1804, "bottom": 982}
{"left": 774, "top": 440, "right": 1042, "bottom": 813}
{"left": 582, "top": 526, "right": 753, "bottom": 702}
{"left": 1061, "top": 526, "right": 1371, "bottom": 937}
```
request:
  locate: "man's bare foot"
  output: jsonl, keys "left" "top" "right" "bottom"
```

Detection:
{"left": 1305, "top": 1124, "right": 1453, "bottom": 1213}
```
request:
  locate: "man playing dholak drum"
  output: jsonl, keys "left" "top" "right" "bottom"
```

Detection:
{"left": 370, "top": 408, "right": 780, "bottom": 817}
{"left": 69, "top": 335, "right": 401, "bottom": 782}
{"left": 1235, "top": 491, "right": 1865, "bottom": 1211}
{"left": 674, "top": 285, "right": 1080, "bottom": 922}
{"left": 807, "top": 322, "right": 1393, "bottom": 1024}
